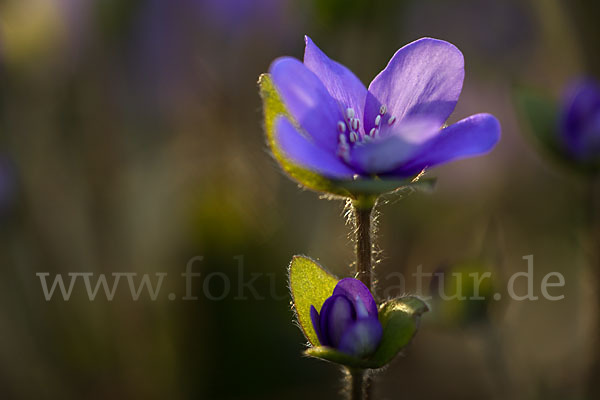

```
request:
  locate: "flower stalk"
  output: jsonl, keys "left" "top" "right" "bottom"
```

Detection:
{"left": 354, "top": 201, "right": 374, "bottom": 290}
{"left": 347, "top": 368, "right": 371, "bottom": 400}
{"left": 349, "top": 198, "right": 377, "bottom": 400}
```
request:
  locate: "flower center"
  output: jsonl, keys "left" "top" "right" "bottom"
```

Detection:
{"left": 336, "top": 104, "right": 397, "bottom": 163}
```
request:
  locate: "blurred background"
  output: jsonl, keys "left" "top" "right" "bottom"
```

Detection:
{"left": 0, "top": 0, "right": 599, "bottom": 399}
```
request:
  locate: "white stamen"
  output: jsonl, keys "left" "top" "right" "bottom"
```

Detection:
{"left": 346, "top": 108, "right": 355, "bottom": 120}
{"left": 388, "top": 116, "right": 397, "bottom": 126}
{"left": 379, "top": 105, "right": 387, "bottom": 115}
{"left": 352, "top": 118, "right": 359, "bottom": 131}
{"left": 369, "top": 127, "right": 377, "bottom": 137}
{"left": 375, "top": 115, "right": 381, "bottom": 127}
{"left": 349, "top": 131, "right": 359, "bottom": 143}
{"left": 337, "top": 121, "right": 346, "bottom": 133}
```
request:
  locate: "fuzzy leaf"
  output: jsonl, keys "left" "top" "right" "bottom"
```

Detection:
{"left": 369, "top": 296, "right": 429, "bottom": 367}
{"left": 305, "top": 296, "right": 429, "bottom": 369}
{"left": 406, "top": 177, "right": 437, "bottom": 193}
{"left": 335, "top": 178, "right": 413, "bottom": 195}
{"left": 336, "top": 176, "right": 436, "bottom": 199}
{"left": 305, "top": 346, "right": 375, "bottom": 368}
{"left": 288, "top": 256, "right": 339, "bottom": 346}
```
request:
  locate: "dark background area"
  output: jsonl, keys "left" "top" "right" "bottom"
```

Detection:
{"left": 0, "top": 0, "right": 598, "bottom": 399}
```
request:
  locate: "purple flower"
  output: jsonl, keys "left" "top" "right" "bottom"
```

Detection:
{"left": 310, "top": 278, "right": 382, "bottom": 357}
{"left": 268, "top": 36, "right": 501, "bottom": 180}
{"left": 560, "top": 79, "right": 600, "bottom": 163}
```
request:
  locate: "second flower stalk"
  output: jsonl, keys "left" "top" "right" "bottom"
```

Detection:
{"left": 350, "top": 199, "right": 377, "bottom": 399}
{"left": 354, "top": 200, "right": 375, "bottom": 290}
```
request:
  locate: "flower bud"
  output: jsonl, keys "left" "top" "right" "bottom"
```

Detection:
{"left": 560, "top": 79, "right": 600, "bottom": 165}
{"left": 310, "top": 278, "right": 382, "bottom": 358}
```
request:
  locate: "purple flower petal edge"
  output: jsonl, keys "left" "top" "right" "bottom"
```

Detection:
{"left": 365, "top": 37, "right": 464, "bottom": 132}
{"left": 304, "top": 36, "right": 368, "bottom": 129}
{"left": 389, "top": 113, "right": 501, "bottom": 177}
{"left": 310, "top": 305, "right": 325, "bottom": 345}
{"left": 274, "top": 116, "right": 355, "bottom": 179}
{"left": 269, "top": 57, "right": 342, "bottom": 152}
{"left": 319, "top": 295, "right": 355, "bottom": 348}
{"left": 333, "top": 278, "right": 378, "bottom": 318}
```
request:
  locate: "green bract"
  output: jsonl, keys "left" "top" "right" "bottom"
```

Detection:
{"left": 288, "top": 255, "right": 339, "bottom": 346}
{"left": 288, "top": 255, "right": 429, "bottom": 369}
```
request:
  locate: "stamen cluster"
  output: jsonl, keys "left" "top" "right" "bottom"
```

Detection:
{"left": 336, "top": 105, "right": 397, "bottom": 162}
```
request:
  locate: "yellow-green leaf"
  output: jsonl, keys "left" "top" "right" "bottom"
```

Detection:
{"left": 305, "top": 346, "right": 373, "bottom": 368}
{"left": 369, "top": 296, "right": 429, "bottom": 367}
{"left": 288, "top": 255, "right": 339, "bottom": 346}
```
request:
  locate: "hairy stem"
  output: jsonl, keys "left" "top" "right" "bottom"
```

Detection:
{"left": 348, "top": 369, "right": 371, "bottom": 400}
{"left": 349, "top": 200, "right": 375, "bottom": 399}
{"left": 354, "top": 204, "right": 373, "bottom": 289}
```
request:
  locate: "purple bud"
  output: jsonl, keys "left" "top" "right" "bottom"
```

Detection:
{"left": 560, "top": 79, "right": 600, "bottom": 163}
{"left": 320, "top": 295, "right": 355, "bottom": 347}
{"left": 337, "top": 317, "right": 383, "bottom": 357}
{"left": 311, "top": 278, "right": 382, "bottom": 357}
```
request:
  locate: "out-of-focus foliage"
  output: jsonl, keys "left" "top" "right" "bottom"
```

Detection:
{"left": 429, "top": 261, "right": 497, "bottom": 327}
{"left": 515, "top": 87, "right": 600, "bottom": 175}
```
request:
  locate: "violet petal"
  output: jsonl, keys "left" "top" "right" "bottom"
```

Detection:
{"left": 274, "top": 116, "right": 356, "bottom": 179}
{"left": 337, "top": 317, "right": 383, "bottom": 358}
{"left": 269, "top": 57, "right": 343, "bottom": 152}
{"left": 319, "top": 295, "right": 356, "bottom": 348}
{"left": 365, "top": 38, "right": 464, "bottom": 132}
{"left": 350, "top": 118, "right": 441, "bottom": 174}
{"left": 390, "top": 113, "right": 501, "bottom": 178}
{"left": 310, "top": 305, "right": 326, "bottom": 345}
{"left": 333, "top": 278, "right": 378, "bottom": 318}
{"left": 304, "top": 36, "right": 368, "bottom": 131}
